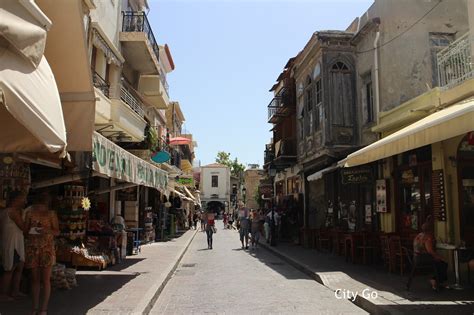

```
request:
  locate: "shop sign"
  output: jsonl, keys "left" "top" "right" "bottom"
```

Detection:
{"left": 92, "top": 132, "right": 168, "bottom": 192}
{"left": 341, "top": 167, "right": 373, "bottom": 185}
{"left": 376, "top": 179, "right": 389, "bottom": 213}
{"left": 432, "top": 169, "right": 447, "bottom": 221}
{"left": 177, "top": 177, "right": 194, "bottom": 187}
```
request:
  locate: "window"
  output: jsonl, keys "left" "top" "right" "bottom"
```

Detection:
{"left": 361, "top": 73, "right": 374, "bottom": 124}
{"left": 211, "top": 175, "right": 218, "bottom": 187}
{"left": 329, "top": 61, "right": 353, "bottom": 127}
{"left": 314, "top": 79, "right": 322, "bottom": 131}
{"left": 304, "top": 76, "right": 314, "bottom": 136}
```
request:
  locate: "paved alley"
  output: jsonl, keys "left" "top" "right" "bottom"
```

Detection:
{"left": 150, "top": 224, "right": 366, "bottom": 315}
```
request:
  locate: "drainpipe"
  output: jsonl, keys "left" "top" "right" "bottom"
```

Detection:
{"left": 373, "top": 30, "right": 381, "bottom": 126}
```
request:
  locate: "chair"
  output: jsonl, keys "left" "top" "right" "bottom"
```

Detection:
{"left": 331, "top": 230, "right": 344, "bottom": 255}
{"left": 389, "top": 235, "right": 410, "bottom": 275}
{"left": 356, "top": 232, "right": 377, "bottom": 264}
{"left": 318, "top": 229, "right": 331, "bottom": 252}
{"left": 380, "top": 234, "right": 391, "bottom": 272}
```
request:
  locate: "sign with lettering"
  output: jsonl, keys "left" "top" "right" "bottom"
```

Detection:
{"left": 432, "top": 169, "right": 447, "bottom": 221}
{"left": 341, "top": 167, "right": 373, "bottom": 185}
{"left": 177, "top": 177, "right": 194, "bottom": 187}
{"left": 92, "top": 132, "right": 168, "bottom": 192}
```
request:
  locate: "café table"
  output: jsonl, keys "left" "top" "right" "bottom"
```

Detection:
{"left": 436, "top": 242, "right": 463, "bottom": 290}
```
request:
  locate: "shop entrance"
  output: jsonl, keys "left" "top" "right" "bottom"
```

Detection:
{"left": 395, "top": 146, "right": 432, "bottom": 238}
{"left": 457, "top": 132, "right": 474, "bottom": 246}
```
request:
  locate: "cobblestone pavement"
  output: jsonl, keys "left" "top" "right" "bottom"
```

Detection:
{"left": 151, "top": 224, "right": 367, "bottom": 315}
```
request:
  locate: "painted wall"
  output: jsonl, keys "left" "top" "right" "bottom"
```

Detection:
{"left": 90, "top": 0, "right": 122, "bottom": 47}
{"left": 355, "top": 0, "right": 468, "bottom": 115}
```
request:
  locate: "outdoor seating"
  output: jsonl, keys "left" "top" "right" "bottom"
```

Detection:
{"left": 356, "top": 232, "right": 378, "bottom": 264}
{"left": 331, "top": 230, "right": 345, "bottom": 255}
{"left": 380, "top": 234, "right": 392, "bottom": 271}
{"left": 389, "top": 235, "right": 411, "bottom": 275}
{"left": 317, "top": 229, "right": 331, "bottom": 252}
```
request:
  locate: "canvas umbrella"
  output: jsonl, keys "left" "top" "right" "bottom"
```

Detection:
{"left": 169, "top": 137, "right": 191, "bottom": 145}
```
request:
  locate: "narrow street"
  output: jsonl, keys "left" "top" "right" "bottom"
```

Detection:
{"left": 151, "top": 222, "right": 366, "bottom": 314}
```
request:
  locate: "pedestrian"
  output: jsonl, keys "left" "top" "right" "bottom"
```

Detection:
{"left": 24, "top": 191, "right": 60, "bottom": 315}
{"left": 192, "top": 212, "right": 198, "bottom": 230}
{"left": 228, "top": 212, "right": 234, "bottom": 230}
{"left": 239, "top": 208, "right": 250, "bottom": 249}
{"left": 200, "top": 212, "right": 206, "bottom": 232}
{"left": 223, "top": 213, "right": 228, "bottom": 229}
{"left": 205, "top": 212, "right": 216, "bottom": 249}
{"left": 0, "top": 191, "right": 27, "bottom": 300}
{"left": 250, "top": 209, "right": 261, "bottom": 249}
{"left": 264, "top": 211, "right": 271, "bottom": 243}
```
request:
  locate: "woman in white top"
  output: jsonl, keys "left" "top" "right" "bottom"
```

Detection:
{"left": 0, "top": 191, "right": 27, "bottom": 299}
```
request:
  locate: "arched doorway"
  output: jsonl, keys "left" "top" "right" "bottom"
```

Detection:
{"left": 457, "top": 132, "right": 474, "bottom": 246}
{"left": 206, "top": 201, "right": 225, "bottom": 217}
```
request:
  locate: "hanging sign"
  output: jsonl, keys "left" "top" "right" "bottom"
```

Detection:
{"left": 341, "top": 167, "right": 373, "bottom": 184}
{"left": 92, "top": 132, "right": 168, "bottom": 192}
{"left": 376, "top": 179, "right": 389, "bottom": 213}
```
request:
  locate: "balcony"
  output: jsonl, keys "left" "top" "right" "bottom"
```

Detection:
{"left": 95, "top": 82, "right": 147, "bottom": 142}
{"left": 267, "top": 88, "right": 294, "bottom": 123}
{"left": 120, "top": 83, "right": 145, "bottom": 118}
{"left": 273, "top": 138, "right": 297, "bottom": 169}
{"left": 92, "top": 71, "right": 110, "bottom": 97}
{"left": 120, "top": 11, "right": 160, "bottom": 74}
{"left": 264, "top": 143, "right": 275, "bottom": 166}
{"left": 138, "top": 74, "right": 170, "bottom": 109}
{"left": 438, "top": 32, "right": 474, "bottom": 89}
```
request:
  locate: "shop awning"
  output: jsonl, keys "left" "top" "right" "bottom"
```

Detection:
{"left": 92, "top": 132, "right": 168, "bottom": 192}
{"left": 345, "top": 101, "right": 474, "bottom": 167}
{"left": 0, "top": 1, "right": 67, "bottom": 156}
{"left": 307, "top": 164, "right": 340, "bottom": 182}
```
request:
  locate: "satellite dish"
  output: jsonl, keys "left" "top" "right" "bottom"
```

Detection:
{"left": 151, "top": 151, "right": 171, "bottom": 163}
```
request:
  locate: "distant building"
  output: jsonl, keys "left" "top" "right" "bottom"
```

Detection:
{"left": 199, "top": 163, "right": 230, "bottom": 213}
{"left": 243, "top": 168, "right": 265, "bottom": 210}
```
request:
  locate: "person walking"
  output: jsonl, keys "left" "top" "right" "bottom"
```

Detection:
{"left": 200, "top": 212, "right": 206, "bottom": 232}
{"left": 0, "top": 191, "right": 27, "bottom": 300}
{"left": 192, "top": 212, "right": 198, "bottom": 230}
{"left": 24, "top": 192, "right": 60, "bottom": 315}
{"left": 223, "top": 213, "right": 228, "bottom": 229}
{"left": 205, "top": 212, "right": 216, "bottom": 249}
{"left": 239, "top": 208, "right": 250, "bottom": 249}
{"left": 228, "top": 212, "right": 234, "bottom": 230}
{"left": 250, "top": 209, "right": 261, "bottom": 249}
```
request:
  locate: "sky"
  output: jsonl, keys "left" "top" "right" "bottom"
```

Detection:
{"left": 149, "top": 0, "right": 374, "bottom": 167}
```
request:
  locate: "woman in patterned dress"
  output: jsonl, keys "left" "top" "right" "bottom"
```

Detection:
{"left": 24, "top": 192, "right": 59, "bottom": 315}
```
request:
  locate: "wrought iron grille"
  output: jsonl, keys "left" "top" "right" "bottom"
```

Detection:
{"left": 437, "top": 32, "right": 473, "bottom": 88}
{"left": 92, "top": 71, "right": 110, "bottom": 97}
{"left": 122, "top": 11, "right": 160, "bottom": 63}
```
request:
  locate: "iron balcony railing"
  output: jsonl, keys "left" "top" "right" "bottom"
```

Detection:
{"left": 120, "top": 83, "right": 145, "bottom": 118}
{"left": 92, "top": 70, "right": 110, "bottom": 97}
{"left": 267, "top": 88, "right": 291, "bottom": 121}
{"left": 264, "top": 143, "right": 275, "bottom": 165}
{"left": 122, "top": 11, "right": 160, "bottom": 63}
{"left": 438, "top": 32, "right": 473, "bottom": 88}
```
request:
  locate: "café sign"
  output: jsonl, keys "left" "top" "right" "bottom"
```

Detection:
{"left": 92, "top": 132, "right": 168, "bottom": 192}
{"left": 341, "top": 167, "right": 373, "bottom": 185}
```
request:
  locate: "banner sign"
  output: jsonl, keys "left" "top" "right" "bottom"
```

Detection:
{"left": 92, "top": 132, "right": 168, "bottom": 192}
{"left": 341, "top": 167, "right": 373, "bottom": 185}
{"left": 177, "top": 177, "right": 194, "bottom": 187}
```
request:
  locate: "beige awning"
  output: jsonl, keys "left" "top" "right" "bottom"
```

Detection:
{"left": 345, "top": 101, "right": 474, "bottom": 167}
{"left": 307, "top": 164, "right": 340, "bottom": 182}
{"left": 0, "top": 0, "right": 67, "bottom": 156}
